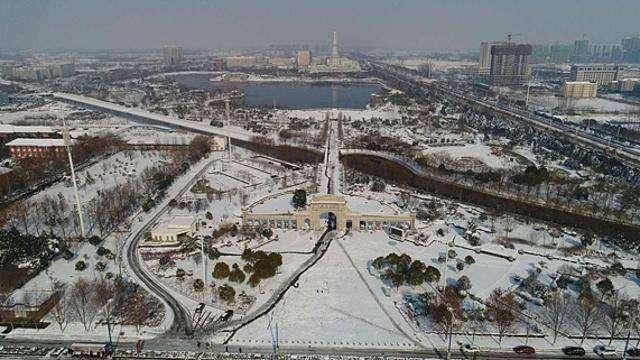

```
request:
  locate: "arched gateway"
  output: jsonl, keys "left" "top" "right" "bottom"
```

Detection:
{"left": 243, "top": 194, "right": 416, "bottom": 232}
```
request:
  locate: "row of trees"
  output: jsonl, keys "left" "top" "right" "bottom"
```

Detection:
{"left": 50, "top": 275, "right": 163, "bottom": 334}
{"left": 0, "top": 134, "right": 123, "bottom": 201}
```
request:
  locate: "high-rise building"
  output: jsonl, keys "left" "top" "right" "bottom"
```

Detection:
{"left": 550, "top": 44, "right": 572, "bottom": 63}
{"left": 573, "top": 38, "right": 590, "bottom": 60}
{"left": 570, "top": 64, "right": 622, "bottom": 86}
{"left": 622, "top": 37, "right": 640, "bottom": 62}
{"left": 489, "top": 43, "right": 532, "bottom": 85}
{"left": 562, "top": 81, "right": 597, "bottom": 98}
{"left": 296, "top": 50, "right": 311, "bottom": 67}
{"left": 479, "top": 42, "right": 495, "bottom": 69}
{"left": 591, "top": 44, "right": 623, "bottom": 61}
{"left": 162, "top": 46, "right": 184, "bottom": 66}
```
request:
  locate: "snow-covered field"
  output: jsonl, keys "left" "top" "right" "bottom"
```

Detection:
{"left": 21, "top": 150, "right": 168, "bottom": 237}
{"left": 225, "top": 233, "right": 419, "bottom": 350}
{"left": 421, "top": 144, "right": 522, "bottom": 170}
{"left": 280, "top": 105, "right": 401, "bottom": 122}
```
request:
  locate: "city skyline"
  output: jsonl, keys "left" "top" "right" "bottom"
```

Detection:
{"left": 2, "top": 0, "right": 640, "bottom": 51}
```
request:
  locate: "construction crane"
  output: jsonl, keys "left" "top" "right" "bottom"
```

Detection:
{"left": 506, "top": 33, "right": 523, "bottom": 44}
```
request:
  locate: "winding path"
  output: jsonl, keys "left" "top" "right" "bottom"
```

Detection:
{"left": 124, "top": 157, "right": 219, "bottom": 337}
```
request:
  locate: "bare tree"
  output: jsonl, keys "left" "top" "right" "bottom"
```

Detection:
{"left": 601, "top": 291, "right": 629, "bottom": 345}
{"left": 49, "top": 280, "right": 67, "bottom": 333}
{"left": 571, "top": 291, "right": 602, "bottom": 345}
{"left": 488, "top": 288, "right": 517, "bottom": 345}
{"left": 542, "top": 290, "right": 570, "bottom": 344}
{"left": 92, "top": 278, "right": 118, "bottom": 343}
{"left": 5, "top": 200, "right": 30, "bottom": 234}
{"left": 68, "top": 278, "right": 96, "bottom": 332}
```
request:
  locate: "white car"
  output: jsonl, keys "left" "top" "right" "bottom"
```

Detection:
{"left": 594, "top": 345, "right": 618, "bottom": 358}
{"left": 461, "top": 344, "right": 480, "bottom": 353}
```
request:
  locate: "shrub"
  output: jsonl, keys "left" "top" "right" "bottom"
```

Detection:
{"left": 596, "top": 278, "right": 614, "bottom": 296}
{"left": 206, "top": 247, "right": 221, "bottom": 260}
{"left": 96, "top": 246, "right": 111, "bottom": 257}
{"left": 610, "top": 262, "right": 626, "bottom": 276}
{"left": 447, "top": 249, "right": 457, "bottom": 259}
{"left": 241, "top": 248, "right": 253, "bottom": 262}
{"left": 292, "top": 189, "right": 307, "bottom": 208}
{"left": 213, "top": 262, "right": 230, "bottom": 279}
{"left": 205, "top": 211, "right": 213, "bottom": 220}
{"left": 193, "top": 278, "right": 204, "bottom": 292}
{"left": 457, "top": 275, "right": 472, "bottom": 291}
{"left": 176, "top": 268, "right": 186, "bottom": 279}
{"left": 370, "top": 180, "right": 386, "bottom": 192}
{"left": 229, "top": 268, "right": 246, "bottom": 283}
{"left": 75, "top": 260, "right": 87, "bottom": 271}
{"left": 219, "top": 284, "right": 236, "bottom": 304}
{"left": 158, "top": 254, "right": 175, "bottom": 269}
{"left": 468, "top": 237, "right": 481, "bottom": 246}
{"left": 261, "top": 228, "right": 273, "bottom": 239}
{"left": 95, "top": 261, "right": 107, "bottom": 272}
{"left": 464, "top": 255, "right": 476, "bottom": 265}
{"left": 424, "top": 266, "right": 441, "bottom": 283}
{"left": 456, "top": 262, "right": 465, "bottom": 271}
{"left": 88, "top": 235, "right": 102, "bottom": 246}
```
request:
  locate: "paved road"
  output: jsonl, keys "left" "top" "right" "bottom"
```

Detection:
{"left": 125, "top": 157, "right": 220, "bottom": 337}
{"left": 368, "top": 61, "right": 640, "bottom": 169}
{"left": 52, "top": 92, "right": 255, "bottom": 142}
{"left": 1, "top": 338, "right": 632, "bottom": 360}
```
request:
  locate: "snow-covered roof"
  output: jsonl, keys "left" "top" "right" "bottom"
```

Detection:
{"left": 5, "top": 138, "right": 70, "bottom": 147}
{"left": 0, "top": 125, "right": 57, "bottom": 134}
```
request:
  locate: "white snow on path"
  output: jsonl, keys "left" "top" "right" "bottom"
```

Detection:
{"left": 226, "top": 235, "right": 417, "bottom": 350}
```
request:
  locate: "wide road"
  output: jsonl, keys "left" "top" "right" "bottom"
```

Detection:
{"left": 51, "top": 92, "right": 255, "bottom": 142}
{"left": 1, "top": 341, "right": 625, "bottom": 360}
{"left": 369, "top": 61, "right": 640, "bottom": 169}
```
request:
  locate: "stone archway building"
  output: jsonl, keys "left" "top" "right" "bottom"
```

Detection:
{"left": 242, "top": 194, "right": 416, "bottom": 232}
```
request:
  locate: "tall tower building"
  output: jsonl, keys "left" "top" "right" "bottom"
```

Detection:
{"left": 331, "top": 31, "right": 339, "bottom": 62}
{"left": 479, "top": 42, "right": 494, "bottom": 69}
{"left": 489, "top": 43, "right": 532, "bottom": 85}
{"left": 162, "top": 46, "right": 184, "bottom": 66}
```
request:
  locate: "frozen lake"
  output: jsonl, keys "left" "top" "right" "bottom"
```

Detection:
{"left": 170, "top": 73, "right": 382, "bottom": 109}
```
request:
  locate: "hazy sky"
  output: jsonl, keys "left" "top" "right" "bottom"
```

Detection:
{"left": 1, "top": 0, "right": 639, "bottom": 51}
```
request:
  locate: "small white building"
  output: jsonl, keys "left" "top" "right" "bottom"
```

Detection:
{"left": 150, "top": 215, "right": 199, "bottom": 243}
{"left": 210, "top": 136, "right": 227, "bottom": 151}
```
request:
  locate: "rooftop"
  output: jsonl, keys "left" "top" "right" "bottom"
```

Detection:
{"left": 5, "top": 138, "right": 70, "bottom": 147}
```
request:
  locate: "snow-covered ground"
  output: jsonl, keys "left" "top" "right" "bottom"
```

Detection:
{"left": 422, "top": 144, "right": 521, "bottom": 170}
{"left": 21, "top": 150, "right": 168, "bottom": 237}
{"left": 224, "top": 233, "right": 419, "bottom": 350}
{"left": 280, "top": 105, "right": 401, "bottom": 122}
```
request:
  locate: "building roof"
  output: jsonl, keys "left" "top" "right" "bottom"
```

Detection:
{"left": 0, "top": 125, "right": 57, "bottom": 134}
{"left": 5, "top": 138, "right": 70, "bottom": 147}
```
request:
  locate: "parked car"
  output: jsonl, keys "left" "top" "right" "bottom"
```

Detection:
{"left": 626, "top": 348, "right": 640, "bottom": 357}
{"left": 461, "top": 344, "right": 480, "bottom": 354}
{"left": 563, "top": 346, "right": 586, "bottom": 356}
{"left": 513, "top": 345, "right": 535, "bottom": 354}
{"left": 594, "top": 345, "right": 617, "bottom": 358}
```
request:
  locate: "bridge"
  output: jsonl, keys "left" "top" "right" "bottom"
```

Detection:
{"left": 52, "top": 92, "right": 255, "bottom": 142}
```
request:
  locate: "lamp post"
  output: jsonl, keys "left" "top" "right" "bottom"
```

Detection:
{"left": 63, "top": 120, "right": 85, "bottom": 238}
